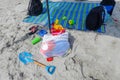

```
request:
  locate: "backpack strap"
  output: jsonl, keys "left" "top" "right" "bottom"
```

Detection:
{"left": 101, "top": 6, "right": 105, "bottom": 24}
{"left": 103, "top": 9, "right": 105, "bottom": 23}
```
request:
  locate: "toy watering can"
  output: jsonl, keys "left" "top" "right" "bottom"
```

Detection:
{"left": 18, "top": 52, "right": 56, "bottom": 75}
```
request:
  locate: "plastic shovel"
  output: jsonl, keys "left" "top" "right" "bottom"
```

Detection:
{"left": 18, "top": 52, "right": 56, "bottom": 75}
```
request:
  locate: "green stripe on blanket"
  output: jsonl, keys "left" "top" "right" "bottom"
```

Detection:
{"left": 23, "top": 2, "right": 106, "bottom": 33}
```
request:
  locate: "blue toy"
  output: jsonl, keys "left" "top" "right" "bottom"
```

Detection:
{"left": 19, "top": 52, "right": 34, "bottom": 64}
{"left": 19, "top": 52, "right": 56, "bottom": 75}
{"left": 37, "top": 29, "right": 47, "bottom": 37}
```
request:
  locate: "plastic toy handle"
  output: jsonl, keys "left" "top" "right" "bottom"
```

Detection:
{"left": 34, "top": 60, "right": 46, "bottom": 68}
{"left": 32, "top": 37, "right": 42, "bottom": 45}
{"left": 34, "top": 60, "right": 56, "bottom": 75}
{"left": 45, "top": 66, "right": 56, "bottom": 75}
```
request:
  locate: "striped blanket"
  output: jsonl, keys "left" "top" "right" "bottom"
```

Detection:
{"left": 23, "top": 2, "right": 105, "bottom": 33}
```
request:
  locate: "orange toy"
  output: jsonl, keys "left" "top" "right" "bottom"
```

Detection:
{"left": 51, "top": 23, "right": 65, "bottom": 35}
{"left": 53, "top": 24, "right": 64, "bottom": 30}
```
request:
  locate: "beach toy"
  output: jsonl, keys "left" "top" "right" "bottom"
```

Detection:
{"left": 19, "top": 52, "right": 56, "bottom": 75}
{"left": 51, "top": 23, "right": 65, "bottom": 35}
{"left": 68, "top": 20, "right": 75, "bottom": 25}
{"left": 28, "top": 26, "right": 39, "bottom": 35}
{"left": 32, "top": 37, "right": 42, "bottom": 45}
{"left": 37, "top": 29, "right": 47, "bottom": 37}
{"left": 47, "top": 57, "right": 53, "bottom": 62}
{"left": 53, "top": 24, "right": 64, "bottom": 30}
{"left": 62, "top": 16, "right": 67, "bottom": 20}
{"left": 54, "top": 19, "right": 59, "bottom": 25}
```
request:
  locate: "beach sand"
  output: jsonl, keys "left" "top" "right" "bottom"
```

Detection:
{"left": 0, "top": 0, "right": 120, "bottom": 80}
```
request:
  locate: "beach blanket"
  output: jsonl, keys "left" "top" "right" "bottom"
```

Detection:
{"left": 23, "top": 2, "right": 105, "bottom": 33}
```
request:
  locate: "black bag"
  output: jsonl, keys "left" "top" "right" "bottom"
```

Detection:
{"left": 100, "top": 0, "right": 116, "bottom": 5}
{"left": 27, "top": 0, "right": 43, "bottom": 16}
{"left": 86, "top": 6, "right": 105, "bottom": 31}
{"left": 100, "top": 0, "right": 116, "bottom": 15}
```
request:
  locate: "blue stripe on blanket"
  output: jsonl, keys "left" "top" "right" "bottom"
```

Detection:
{"left": 23, "top": 2, "right": 105, "bottom": 33}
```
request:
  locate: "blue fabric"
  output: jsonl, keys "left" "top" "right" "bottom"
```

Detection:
{"left": 104, "top": 6, "right": 113, "bottom": 12}
{"left": 103, "top": 6, "right": 110, "bottom": 22}
{"left": 40, "top": 32, "right": 70, "bottom": 58}
{"left": 45, "top": 40, "right": 70, "bottom": 57}
{"left": 23, "top": 2, "right": 106, "bottom": 33}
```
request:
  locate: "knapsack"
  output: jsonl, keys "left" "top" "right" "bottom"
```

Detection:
{"left": 100, "top": 0, "right": 116, "bottom": 15}
{"left": 100, "top": 0, "right": 116, "bottom": 5}
{"left": 27, "top": 0, "right": 43, "bottom": 16}
{"left": 86, "top": 6, "right": 105, "bottom": 31}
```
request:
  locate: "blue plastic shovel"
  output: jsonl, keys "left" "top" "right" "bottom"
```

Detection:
{"left": 18, "top": 52, "right": 56, "bottom": 75}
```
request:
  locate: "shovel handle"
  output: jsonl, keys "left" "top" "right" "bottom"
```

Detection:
{"left": 34, "top": 60, "right": 46, "bottom": 68}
